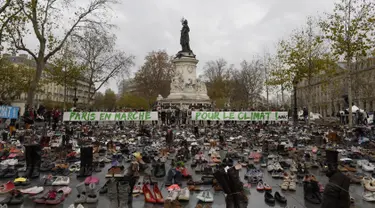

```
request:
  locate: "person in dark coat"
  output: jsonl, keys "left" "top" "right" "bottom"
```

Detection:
{"left": 165, "top": 128, "right": 173, "bottom": 150}
{"left": 320, "top": 150, "right": 350, "bottom": 208}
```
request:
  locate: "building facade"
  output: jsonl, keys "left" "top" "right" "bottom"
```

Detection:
{"left": 2, "top": 54, "right": 95, "bottom": 114}
{"left": 296, "top": 57, "right": 375, "bottom": 117}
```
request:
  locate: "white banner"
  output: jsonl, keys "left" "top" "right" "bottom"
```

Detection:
{"left": 63, "top": 111, "right": 158, "bottom": 121}
{"left": 192, "top": 111, "right": 288, "bottom": 121}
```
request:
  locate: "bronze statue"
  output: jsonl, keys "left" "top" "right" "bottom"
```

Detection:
{"left": 180, "top": 19, "right": 192, "bottom": 53}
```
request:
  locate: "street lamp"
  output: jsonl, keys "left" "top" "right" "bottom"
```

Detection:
{"left": 73, "top": 79, "right": 78, "bottom": 107}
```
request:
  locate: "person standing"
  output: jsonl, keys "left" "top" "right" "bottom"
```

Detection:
{"left": 23, "top": 107, "right": 35, "bottom": 129}
{"left": 166, "top": 108, "right": 171, "bottom": 125}
{"left": 52, "top": 108, "right": 61, "bottom": 131}
{"left": 303, "top": 107, "right": 308, "bottom": 124}
{"left": 175, "top": 107, "right": 180, "bottom": 125}
{"left": 161, "top": 109, "right": 166, "bottom": 125}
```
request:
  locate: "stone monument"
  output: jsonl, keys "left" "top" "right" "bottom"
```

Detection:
{"left": 161, "top": 18, "right": 210, "bottom": 108}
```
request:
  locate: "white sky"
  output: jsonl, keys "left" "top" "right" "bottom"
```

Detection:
{"left": 20, "top": 0, "right": 337, "bottom": 94}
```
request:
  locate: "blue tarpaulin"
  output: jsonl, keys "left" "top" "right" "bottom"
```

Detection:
{"left": 0, "top": 105, "right": 19, "bottom": 119}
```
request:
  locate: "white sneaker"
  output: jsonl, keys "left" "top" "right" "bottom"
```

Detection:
{"left": 166, "top": 190, "right": 179, "bottom": 201}
{"left": 362, "top": 192, "right": 375, "bottom": 202}
{"left": 177, "top": 187, "right": 190, "bottom": 201}
{"left": 197, "top": 191, "right": 214, "bottom": 202}
{"left": 76, "top": 204, "right": 84, "bottom": 208}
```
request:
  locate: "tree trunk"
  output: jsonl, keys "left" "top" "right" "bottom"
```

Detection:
{"left": 293, "top": 84, "right": 298, "bottom": 125}
{"left": 348, "top": 64, "right": 353, "bottom": 127}
{"left": 307, "top": 77, "right": 312, "bottom": 125}
{"left": 26, "top": 61, "right": 45, "bottom": 107}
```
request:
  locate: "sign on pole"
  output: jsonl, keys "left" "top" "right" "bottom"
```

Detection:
{"left": 0, "top": 106, "right": 20, "bottom": 119}
{"left": 192, "top": 111, "right": 288, "bottom": 121}
{"left": 63, "top": 111, "right": 158, "bottom": 121}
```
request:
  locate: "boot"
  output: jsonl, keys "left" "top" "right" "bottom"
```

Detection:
{"left": 31, "top": 145, "right": 42, "bottom": 179}
{"left": 165, "top": 169, "right": 174, "bottom": 186}
{"left": 85, "top": 147, "right": 93, "bottom": 176}
{"left": 107, "top": 178, "right": 118, "bottom": 208}
{"left": 174, "top": 171, "right": 182, "bottom": 186}
{"left": 155, "top": 163, "right": 166, "bottom": 178}
{"left": 227, "top": 167, "right": 248, "bottom": 208}
{"left": 24, "top": 145, "right": 33, "bottom": 178}
{"left": 74, "top": 182, "right": 87, "bottom": 204}
{"left": 118, "top": 180, "right": 130, "bottom": 208}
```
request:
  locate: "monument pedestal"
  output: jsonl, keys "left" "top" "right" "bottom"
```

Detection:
{"left": 160, "top": 52, "right": 211, "bottom": 108}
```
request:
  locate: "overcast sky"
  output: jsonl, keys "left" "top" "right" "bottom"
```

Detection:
{"left": 100, "top": 0, "right": 336, "bottom": 93}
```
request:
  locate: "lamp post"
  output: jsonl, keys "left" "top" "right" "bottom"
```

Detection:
{"left": 73, "top": 79, "right": 78, "bottom": 107}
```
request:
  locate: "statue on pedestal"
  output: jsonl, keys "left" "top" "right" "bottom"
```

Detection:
{"left": 177, "top": 18, "right": 195, "bottom": 58}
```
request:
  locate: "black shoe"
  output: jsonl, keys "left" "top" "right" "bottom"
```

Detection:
{"left": 265, "top": 191, "right": 275, "bottom": 204}
{"left": 274, "top": 191, "right": 287, "bottom": 203}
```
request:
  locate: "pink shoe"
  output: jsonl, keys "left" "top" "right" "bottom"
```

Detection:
{"left": 84, "top": 176, "right": 99, "bottom": 185}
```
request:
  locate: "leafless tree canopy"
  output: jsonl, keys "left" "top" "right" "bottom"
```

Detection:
{"left": 71, "top": 25, "right": 135, "bottom": 103}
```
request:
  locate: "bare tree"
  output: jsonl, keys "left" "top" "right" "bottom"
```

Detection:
{"left": 203, "top": 58, "right": 233, "bottom": 107}
{"left": 71, "top": 25, "right": 135, "bottom": 103}
{"left": 6, "top": 0, "right": 118, "bottom": 106}
{"left": 230, "top": 60, "right": 264, "bottom": 109}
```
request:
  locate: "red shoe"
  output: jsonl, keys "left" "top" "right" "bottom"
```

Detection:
{"left": 0, "top": 181, "right": 15, "bottom": 194}
{"left": 143, "top": 184, "right": 156, "bottom": 203}
{"left": 153, "top": 183, "right": 164, "bottom": 204}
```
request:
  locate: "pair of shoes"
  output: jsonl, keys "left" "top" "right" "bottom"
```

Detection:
{"left": 281, "top": 179, "right": 296, "bottom": 191}
{"left": 165, "top": 187, "right": 190, "bottom": 201}
{"left": 165, "top": 168, "right": 182, "bottom": 186}
{"left": 74, "top": 182, "right": 98, "bottom": 204}
{"left": 33, "top": 190, "right": 65, "bottom": 205}
{"left": 0, "top": 190, "right": 24, "bottom": 205}
{"left": 143, "top": 183, "right": 164, "bottom": 204}
{"left": 256, "top": 182, "right": 272, "bottom": 191}
{"left": 196, "top": 190, "right": 214, "bottom": 202}
{"left": 265, "top": 191, "right": 287, "bottom": 204}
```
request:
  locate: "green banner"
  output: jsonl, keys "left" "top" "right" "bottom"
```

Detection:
{"left": 192, "top": 111, "right": 288, "bottom": 121}
{"left": 63, "top": 111, "right": 158, "bottom": 121}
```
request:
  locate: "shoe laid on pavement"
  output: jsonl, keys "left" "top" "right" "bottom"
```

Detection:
{"left": 0, "top": 181, "right": 15, "bottom": 194}
{"left": 52, "top": 176, "right": 70, "bottom": 186}
{"left": 264, "top": 191, "right": 275, "bottom": 204}
{"left": 20, "top": 186, "right": 44, "bottom": 195}
{"left": 196, "top": 191, "right": 214, "bottom": 202}
{"left": 177, "top": 187, "right": 190, "bottom": 201}
{"left": 274, "top": 191, "right": 287, "bottom": 203}
{"left": 362, "top": 192, "right": 375, "bottom": 202}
